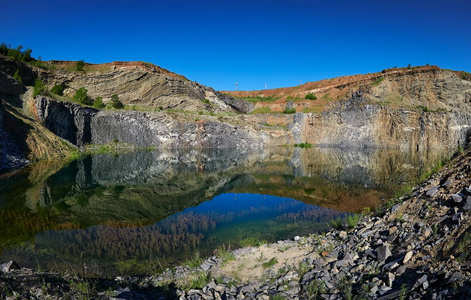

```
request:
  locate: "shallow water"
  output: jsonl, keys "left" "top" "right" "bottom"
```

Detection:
{"left": 0, "top": 147, "right": 448, "bottom": 275}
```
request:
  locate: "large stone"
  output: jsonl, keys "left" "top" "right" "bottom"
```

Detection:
{"left": 0, "top": 260, "right": 20, "bottom": 272}
{"left": 451, "top": 194, "right": 463, "bottom": 203}
{"left": 376, "top": 245, "right": 392, "bottom": 262}
{"left": 426, "top": 186, "right": 439, "bottom": 197}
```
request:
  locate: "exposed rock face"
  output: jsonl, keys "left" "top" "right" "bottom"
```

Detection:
{"left": 0, "top": 100, "right": 29, "bottom": 172}
{"left": 36, "top": 61, "right": 253, "bottom": 113}
{"left": 35, "top": 96, "right": 97, "bottom": 146}
{"left": 35, "top": 97, "right": 276, "bottom": 148}
{"left": 290, "top": 107, "right": 471, "bottom": 149}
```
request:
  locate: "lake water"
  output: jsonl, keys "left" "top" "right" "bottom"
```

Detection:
{"left": 0, "top": 147, "right": 448, "bottom": 276}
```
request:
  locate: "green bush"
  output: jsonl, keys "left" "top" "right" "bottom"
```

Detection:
{"left": 73, "top": 87, "right": 92, "bottom": 105}
{"left": 0, "top": 43, "right": 8, "bottom": 55}
{"left": 0, "top": 43, "right": 33, "bottom": 62}
{"left": 109, "top": 94, "right": 124, "bottom": 109}
{"left": 305, "top": 93, "right": 317, "bottom": 100}
{"left": 283, "top": 107, "right": 296, "bottom": 114}
{"left": 33, "top": 79, "right": 47, "bottom": 97}
{"left": 51, "top": 83, "right": 64, "bottom": 95}
{"left": 13, "top": 70, "right": 22, "bottom": 83}
{"left": 76, "top": 60, "right": 85, "bottom": 71}
{"left": 93, "top": 96, "right": 105, "bottom": 109}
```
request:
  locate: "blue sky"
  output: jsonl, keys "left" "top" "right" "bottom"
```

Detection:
{"left": 1, "top": 0, "right": 470, "bottom": 91}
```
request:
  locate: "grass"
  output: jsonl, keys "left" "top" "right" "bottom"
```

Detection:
{"left": 262, "top": 257, "right": 278, "bottom": 269}
{"left": 239, "top": 95, "right": 281, "bottom": 103}
{"left": 294, "top": 142, "right": 312, "bottom": 148}
{"left": 250, "top": 107, "right": 272, "bottom": 114}
{"left": 184, "top": 251, "right": 203, "bottom": 268}
{"left": 239, "top": 237, "right": 267, "bottom": 247}
{"left": 457, "top": 232, "right": 471, "bottom": 261}
{"left": 330, "top": 217, "right": 343, "bottom": 230}
{"left": 345, "top": 214, "right": 360, "bottom": 229}
{"left": 370, "top": 77, "right": 384, "bottom": 86}
{"left": 217, "top": 244, "right": 236, "bottom": 264}
{"left": 186, "top": 271, "right": 211, "bottom": 289}
{"left": 305, "top": 279, "right": 326, "bottom": 299}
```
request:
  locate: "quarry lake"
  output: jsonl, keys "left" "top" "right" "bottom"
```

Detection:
{"left": 0, "top": 147, "right": 449, "bottom": 276}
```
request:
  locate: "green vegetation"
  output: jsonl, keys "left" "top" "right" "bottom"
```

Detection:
{"left": 109, "top": 94, "right": 124, "bottom": 109}
{"left": 305, "top": 279, "right": 326, "bottom": 299}
{"left": 76, "top": 60, "right": 85, "bottom": 71}
{"left": 239, "top": 95, "right": 281, "bottom": 103}
{"left": 330, "top": 217, "right": 343, "bottom": 230}
{"left": 187, "top": 271, "right": 211, "bottom": 289}
{"left": 251, "top": 107, "right": 272, "bottom": 114}
{"left": 33, "top": 79, "right": 47, "bottom": 97}
{"left": 0, "top": 42, "right": 33, "bottom": 62}
{"left": 184, "top": 252, "right": 203, "bottom": 268}
{"left": 93, "top": 96, "right": 105, "bottom": 109}
{"left": 370, "top": 77, "right": 384, "bottom": 86}
{"left": 459, "top": 71, "right": 471, "bottom": 81}
{"left": 283, "top": 107, "right": 296, "bottom": 114}
{"left": 305, "top": 93, "right": 317, "bottom": 100}
{"left": 294, "top": 142, "right": 312, "bottom": 148}
{"left": 13, "top": 69, "right": 22, "bottom": 83}
{"left": 262, "top": 257, "right": 278, "bottom": 269}
{"left": 345, "top": 214, "right": 360, "bottom": 228}
{"left": 50, "top": 83, "right": 64, "bottom": 96}
{"left": 239, "top": 237, "right": 267, "bottom": 247}
{"left": 73, "top": 87, "right": 92, "bottom": 105}
{"left": 217, "top": 244, "right": 236, "bottom": 264}
{"left": 457, "top": 232, "right": 471, "bottom": 261}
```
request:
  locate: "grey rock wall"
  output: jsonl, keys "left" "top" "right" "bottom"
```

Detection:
{"left": 35, "top": 97, "right": 266, "bottom": 149}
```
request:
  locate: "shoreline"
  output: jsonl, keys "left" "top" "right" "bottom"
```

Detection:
{"left": 2, "top": 149, "right": 471, "bottom": 299}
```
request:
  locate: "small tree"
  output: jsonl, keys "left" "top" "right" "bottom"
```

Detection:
{"left": 13, "top": 70, "right": 22, "bottom": 83}
{"left": 33, "top": 79, "right": 47, "bottom": 97}
{"left": 76, "top": 60, "right": 85, "bottom": 71}
{"left": 73, "top": 87, "right": 92, "bottom": 105}
{"left": 93, "top": 96, "right": 105, "bottom": 109}
{"left": 51, "top": 83, "right": 64, "bottom": 95}
{"left": 109, "top": 94, "right": 124, "bottom": 109}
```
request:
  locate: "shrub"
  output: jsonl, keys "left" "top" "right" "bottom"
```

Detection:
{"left": 370, "top": 77, "right": 384, "bottom": 86}
{"left": 283, "top": 107, "right": 296, "bottom": 114}
{"left": 93, "top": 96, "right": 105, "bottom": 109}
{"left": 0, "top": 43, "right": 8, "bottom": 55}
{"left": 51, "top": 83, "right": 64, "bottom": 95}
{"left": 305, "top": 93, "right": 317, "bottom": 100}
{"left": 76, "top": 60, "right": 85, "bottom": 71}
{"left": 13, "top": 70, "right": 22, "bottom": 83}
{"left": 73, "top": 87, "right": 92, "bottom": 105}
{"left": 33, "top": 79, "right": 47, "bottom": 97}
{"left": 109, "top": 94, "right": 124, "bottom": 109}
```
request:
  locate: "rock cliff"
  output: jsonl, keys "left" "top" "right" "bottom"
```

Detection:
{"left": 2, "top": 55, "right": 471, "bottom": 174}
{"left": 290, "top": 107, "right": 471, "bottom": 149}
{"left": 36, "top": 60, "right": 253, "bottom": 113}
{"left": 34, "top": 97, "right": 287, "bottom": 148}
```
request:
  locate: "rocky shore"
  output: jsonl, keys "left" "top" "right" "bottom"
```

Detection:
{"left": 2, "top": 148, "right": 471, "bottom": 299}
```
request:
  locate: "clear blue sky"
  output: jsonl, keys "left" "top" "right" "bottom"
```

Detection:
{"left": 1, "top": 0, "right": 470, "bottom": 91}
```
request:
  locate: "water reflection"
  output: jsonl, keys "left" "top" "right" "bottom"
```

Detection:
{"left": 0, "top": 147, "right": 450, "bottom": 275}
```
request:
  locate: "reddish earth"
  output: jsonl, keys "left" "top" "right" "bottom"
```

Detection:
{"left": 222, "top": 65, "right": 441, "bottom": 113}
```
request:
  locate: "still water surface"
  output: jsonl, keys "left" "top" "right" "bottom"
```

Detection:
{"left": 0, "top": 147, "right": 447, "bottom": 275}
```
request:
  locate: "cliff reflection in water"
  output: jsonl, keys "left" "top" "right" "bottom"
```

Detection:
{"left": 0, "top": 147, "right": 450, "bottom": 275}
